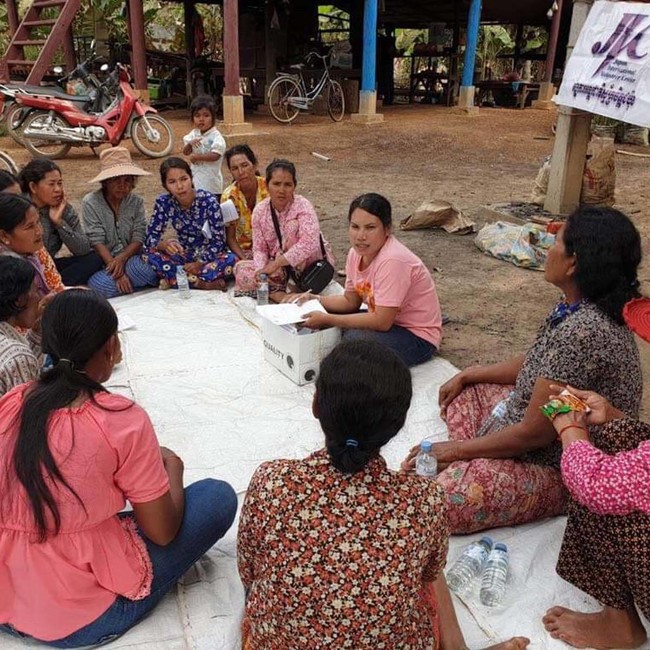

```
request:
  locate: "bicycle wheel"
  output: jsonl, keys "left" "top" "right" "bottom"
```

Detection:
{"left": 268, "top": 77, "right": 301, "bottom": 124}
{"left": 131, "top": 114, "right": 174, "bottom": 158}
{"left": 22, "top": 110, "right": 72, "bottom": 159}
{"left": 0, "top": 151, "right": 18, "bottom": 175}
{"left": 327, "top": 80, "right": 345, "bottom": 122}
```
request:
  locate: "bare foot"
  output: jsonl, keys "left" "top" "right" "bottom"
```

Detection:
{"left": 194, "top": 279, "right": 227, "bottom": 291}
{"left": 482, "top": 637, "right": 530, "bottom": 650}
{"left": 543, "top": 606, "right": 647, "bottom": 649}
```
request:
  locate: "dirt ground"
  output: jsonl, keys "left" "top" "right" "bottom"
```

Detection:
{"left": 3, "top": 104, "right": 650, "bottom": 413}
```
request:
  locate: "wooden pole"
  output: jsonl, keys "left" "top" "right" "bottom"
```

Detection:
{"left": 223, "top": 0, "right": 240, "bottom": 96}
{"left": 184, "top": 0, "right": 196, "bottom": 63}
{"left": 128, "top": 0, "right": 148, "bottom": 93}
{"left": 63, "top": 27, "right": 76, "bottom": 73}
{"left": 6, "top": 0, "right": 19, "bottom": 35}
{"left": 544, "top": 0, "right": 564, "bottom": 82}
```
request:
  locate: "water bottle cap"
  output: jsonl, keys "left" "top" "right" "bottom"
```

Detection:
{"left": 260, "top": 273, "right": 268, "bottom": 280}
{"left": 479, "top": 536, "right": 493, "bottom": 548}
{"left": 420, "top": 440, "right": 432, "bottom": 452}
{"left": 494, "top": 543, "right": 508, "bottom": 552}
{"left": 176, "top": 265, "right": 184, "bottom": 271}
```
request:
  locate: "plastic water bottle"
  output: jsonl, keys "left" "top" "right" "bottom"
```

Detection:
{"left": 480, "top": 543, "right": 509, "bottom": 607}
{"left": 446, "top": 536, "right": 493, "bottom": 595}
{"left": 257, "top": 273, "right": 269, "bottom": 306}
{"left": 476, "top": 393, "right": 513, "bottom": 437}
{"left": 415, "top": 440, "right": 437, "bottom": 478}
{"left": 176, "top": 266, "right": 191, "bottom": 299}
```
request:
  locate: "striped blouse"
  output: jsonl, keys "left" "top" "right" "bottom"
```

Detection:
{"left": 0, "top": 322, "right": 41, "bottom": 396}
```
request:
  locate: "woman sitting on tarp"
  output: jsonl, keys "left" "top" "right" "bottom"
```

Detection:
{"left": 221, "top": 144, "right": 268, "bottom": 261}
{"left": 402, "top": 205, "right": 643, "bottom": 534}
{"left": 0, "top": 193, "right": 64, "bottom": 297}
{"left": 144, "top": 157, "right": 237, "bottom": 291}
{"left": 0, "top": 290, "right": 237, "bottom": 647}
{"left": 541, "top": 299, "right": 650, "bottom": 650}
{"left": 301, "top": 193, "right": 442, "bottom": 368}
{"left": 233, "top": 159, "right": 334, "bottom": 300}
{"left": 20, "top": 159, "right": 104, "bottom": 286}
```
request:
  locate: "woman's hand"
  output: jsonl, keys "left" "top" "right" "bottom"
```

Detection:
{"left": 302, "top": 311, "right": 332, "bottom": 329}
{"left": 548, "top": 384, "right": 618, "bottom": 426}
{"left": 183, "top": 261, "right": 203, "bottom": 275}
{"left": 115, "top": 275, "right": 134, "bottom": 295}
{"left": 257, "top": 258, "right": 283, "bottom": 278}
{"left": 439, "top": 372, "right": 468, "bottom": 421}
{"left": 106, "top": 254, "right": 126, "bottom": 279}
{"left": 400, "top": 440, "right": 463, "bottom": 473}
{"left": 48, "top": 196, "right": 67, "bottom": 226}
{"left": 159, "top": 240, "right": 184, "bottom": 256}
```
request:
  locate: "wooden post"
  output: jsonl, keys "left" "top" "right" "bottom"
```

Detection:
{"left": 264, "top": 0, "right": 277, "bottom": 92}
{"left": 222, "top": 0, "right": 251, "bottom": 134}
{"left": 128, "top": 0, "right": 148, "bottom": 98}
{"left": 351, "top": 0, "right": 383, "bottom": 123}
{"left": 543, "top": 0, "right": 594, "bottom": 215}
{"left": 533, "top": 0, "right": 565, "bottom": 108}
{"left": 6, "top": 0, "right": 19, "bottom": 35}
{"left": 184, "top": 0, "right": 196, "bottom": 64}
{"left": 457, "top": 0, "right": 481, "bottom": 114}
{"left": 63, "top": 27, "right": 76, "bottom": 73}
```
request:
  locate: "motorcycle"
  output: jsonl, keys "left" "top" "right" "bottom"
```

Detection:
{"left": 0, "top": 48, "right": 116, "bottom": 146}
{"left": 16, "top": 62, "right": 174, "bottom": 160}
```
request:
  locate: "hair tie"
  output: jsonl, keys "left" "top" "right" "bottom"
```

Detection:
{"left": 345, "top": 439, "right": 359, "bottom": 448}
{"left": 57, "top": 358, "right": 75, "bottom": 370}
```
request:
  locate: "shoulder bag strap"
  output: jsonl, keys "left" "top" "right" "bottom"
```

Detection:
{"left": 269, "top": 202, "right": 284, "bottom": 250}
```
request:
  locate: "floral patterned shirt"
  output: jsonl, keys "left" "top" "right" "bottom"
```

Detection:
{"left": 562, "top": 429, "right": 650, "bottom": 515}
{"left": 221, "top": 176, "right": 268, "bottom": 251}
{"left": 238, "top": 449, "right": 449, "bottom": 649}
{"left": 145, "top": 190, "right": 228, "bottom": 264}
{"left": 252, "top": 195, "right": 334, "bottom": 273}
{"left": 36, "top": 247, "right": 65, "bottom": 294}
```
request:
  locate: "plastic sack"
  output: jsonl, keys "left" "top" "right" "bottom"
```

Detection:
{"left": 581, "top": 140, "right": 616, "bottom": 207}
{"left": 622, "top": 125, "right": 649, "bottom": 147}
{"left": 400, "top": 200, "right": 475, "bottom": 234}
{"left": 531, "top": 156, "right": 551, "bottom": 206}
{"left": 475, "top": 221, "right": 555, "bottom": 270}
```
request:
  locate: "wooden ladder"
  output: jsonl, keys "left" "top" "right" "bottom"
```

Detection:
{"left": 0, "top": 0, "right": 81, "bottom": 84}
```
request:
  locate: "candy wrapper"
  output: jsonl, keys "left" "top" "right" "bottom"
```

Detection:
{"left": 541, "top": 390, "right": 590, "bottom": 420}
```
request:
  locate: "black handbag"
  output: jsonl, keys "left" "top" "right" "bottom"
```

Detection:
{"left": 269, "top": 203, "right": 335, "bottom": 294}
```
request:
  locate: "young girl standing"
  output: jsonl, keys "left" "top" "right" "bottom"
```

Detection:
{"left": 182, "top": 96, "right": 226, "bottom": 200}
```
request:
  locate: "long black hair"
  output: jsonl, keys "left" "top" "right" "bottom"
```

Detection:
{"left": 0, "top": 170, "right": 19, "bottom": 193}
{"left": 564, "top": 206, "right": 642, "bottom": 324}
{"left": 12, "top": 289, "right": 119, "bottom": 541}
{"left": 0, "top": 193, "right": 33, "bottom": 233}
{"left": 160, "top": 156, "right": 192, "bottom": 188}
{"left": 316, "top": 340, "right": 412, "bottom": 474}
{"left": 0, "top": 256, "right": 35, "bottom": 322}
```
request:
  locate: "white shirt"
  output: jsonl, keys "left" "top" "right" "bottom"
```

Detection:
{"left": 182, "top": 126, "right": 226, "bottom": 195}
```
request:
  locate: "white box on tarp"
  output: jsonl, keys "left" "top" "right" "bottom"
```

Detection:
{"left": 261, "top": 317, "right": 341, "bottom": 385}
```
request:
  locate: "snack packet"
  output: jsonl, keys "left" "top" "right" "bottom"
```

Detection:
{"left": 540, "top": 389, "right": 590, "bottom": 420}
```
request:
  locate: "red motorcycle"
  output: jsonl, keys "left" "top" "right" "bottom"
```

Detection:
{"left": 17, "top": 63, "right": 174, "bottom": 160}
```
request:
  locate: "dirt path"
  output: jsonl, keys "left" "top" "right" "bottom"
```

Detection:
{"left": 3, "top": 104, "right": 650, "bottom": 412}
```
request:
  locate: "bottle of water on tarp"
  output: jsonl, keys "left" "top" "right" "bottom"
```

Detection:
{"left": 257, "top": 273, "right": 269, "bottom": 306}
{"left": 447, "top": 536, "right": 493, "bottom": 595}
{"left": 480, "top": 543, "right": 509, "bottom": 607}
{"left": 476, "top": 392, "right": 513, "bottom": 437}
{"left": 176, "top": 266, "right": 191, "bottom": 299}
{"left": 415, "top": 440, "right": 438, "bottom": 478}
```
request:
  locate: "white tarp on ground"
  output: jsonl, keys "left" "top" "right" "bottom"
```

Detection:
{"left": 5, "top": 290, "right": 649, "bottom": 650}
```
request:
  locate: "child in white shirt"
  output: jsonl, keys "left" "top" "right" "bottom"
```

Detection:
{"left": 182, "top": 96, "right": 226, "bottom": 199}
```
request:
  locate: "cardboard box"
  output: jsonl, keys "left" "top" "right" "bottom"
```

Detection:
{"left": 261, "top": 318, "right": 341, "bottom": 385}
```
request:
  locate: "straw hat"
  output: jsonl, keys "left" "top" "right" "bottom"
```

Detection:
{"left": 624, "top": 297, "right": 650, "bottom": 343}
{"left": 89, "top": 147, "right": 151, "bottom": 184}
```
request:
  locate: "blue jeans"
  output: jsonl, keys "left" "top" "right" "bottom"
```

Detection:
{"left": 1, "top": 479, "right": 237, "bottom": 648}
{"left": 342, "top": 324, "right": 437, "bottom": 367}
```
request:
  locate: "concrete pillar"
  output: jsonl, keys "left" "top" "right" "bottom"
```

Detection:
{"left": 532, "top": 0, "right": 564, "bottom": 110}
{"left": 543, "top": 0, "right": 594, "bottom": 215}
{"left": 351, "top": 0, "right": 383, "bottom": 124}
{"left": 457, "top": 0, "right": 482, "bottom": 114}
{"left": 128, "top": 0, "right": 148, "bottom": 99}
{"left": 222, "top": 0, "right": 252, "bottom": 134}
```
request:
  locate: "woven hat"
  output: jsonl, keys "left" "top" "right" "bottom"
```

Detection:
{"left": 623, "top": 297, "right": 650, "bottom": 343}
{"left": 89, "top": 147, "right": 151, "bottom": 184}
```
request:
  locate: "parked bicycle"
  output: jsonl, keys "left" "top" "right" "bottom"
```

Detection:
{"left": 0, "top": 151, "right": 19, "bottom": 175}
{"left": 267, "top": 49, "right": 345, "bottom": 124}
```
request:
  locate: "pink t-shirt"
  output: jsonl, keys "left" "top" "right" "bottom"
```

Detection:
{"left": 0, "top": 385, "right": 170, "bottom": 641}
{"left": 345, "top": 235, "right": 442, "bottom": 347}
